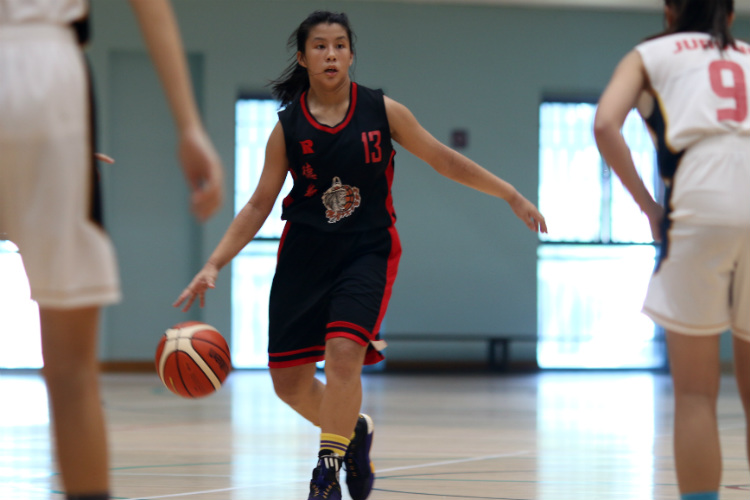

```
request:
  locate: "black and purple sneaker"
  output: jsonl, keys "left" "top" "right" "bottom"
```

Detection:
{"left": 344, "top": 414, "right": 375, "bottom": 500}
{"left": 308, "top": 452, "right": 342, "bottom": 500}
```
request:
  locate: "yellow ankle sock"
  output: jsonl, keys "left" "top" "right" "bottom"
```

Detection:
{"left": 319, "top": 433, "right": 350, "bottom": 456}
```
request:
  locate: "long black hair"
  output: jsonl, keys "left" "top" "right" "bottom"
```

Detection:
{"left": 271, "top": 11, "right": 356, "bottom": 107}
{"left": 663, "top": 0, "right": 735, "bottom": 48}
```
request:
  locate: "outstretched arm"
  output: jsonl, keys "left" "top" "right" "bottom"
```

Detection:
{"left": 593, "top": 49, "right": 663, "bottom": 240}
{"left": 385, "top": 96, "right": 546, "bottom": 233}
{"left": 128, "top": 0, "right": 224, "bottom": 221}
{"left": 174, "top": 122, "right": 289, "bottom": 311}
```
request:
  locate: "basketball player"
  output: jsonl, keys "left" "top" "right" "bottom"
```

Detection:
{"left": 0, "top": 1, "right": 224, "bottom": 500}
{"left": 594, "top": 2, "right": 750, "bottom": 499}
{"left": 175, "top": 10, "right": 546, "bottom": 500}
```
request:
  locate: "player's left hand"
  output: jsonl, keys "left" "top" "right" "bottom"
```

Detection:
{"left": 508, "top": 191, "right": 548, "bottom": 233}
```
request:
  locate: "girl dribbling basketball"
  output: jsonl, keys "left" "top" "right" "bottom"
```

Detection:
{"left": 175, "top": 10, "right": 546, "bottom": 500}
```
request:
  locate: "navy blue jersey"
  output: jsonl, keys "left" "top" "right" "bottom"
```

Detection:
{"left": 278, "top": 83, "right": 396, "bottom": 232}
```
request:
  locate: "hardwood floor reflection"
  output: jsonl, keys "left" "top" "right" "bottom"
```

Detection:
{"left": 2, "top": 370, "right": 749, "bottom": 499}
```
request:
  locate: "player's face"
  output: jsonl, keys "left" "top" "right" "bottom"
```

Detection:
{"left": 297, "top": 23, "right": 354, "bottom": 86}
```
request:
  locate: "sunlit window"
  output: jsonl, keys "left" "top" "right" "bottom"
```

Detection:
{"left": 539, "top": 102, "right": 659, "bottom": 244}
{"left": 232, "top": 97, "right": 291, "bottom": 368}
{"left": 0, "top": 240, "right": 42, "bottom": 369}
{"left": 537, "top": 101, "right": 665, "bottom": 369}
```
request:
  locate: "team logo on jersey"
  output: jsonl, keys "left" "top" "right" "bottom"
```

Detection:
{"left": 322, "top": 176, "right": 361, "bottom": 223}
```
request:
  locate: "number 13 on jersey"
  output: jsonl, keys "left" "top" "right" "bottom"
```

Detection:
{"left": 361, "top": 130, "right": 382, "bottom": 163}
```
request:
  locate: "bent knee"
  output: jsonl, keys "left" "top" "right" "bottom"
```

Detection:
{"left": 273, "top": 381, "right": 304, "bottom": 404}
{"left": 325, "top": 337, "right": 367, "bottom": 363}
{"left": 271, "top": 368, "right": 314, "bottom": 405}
{"left": 324, "top": 342, "right": 367, "bottom": 382}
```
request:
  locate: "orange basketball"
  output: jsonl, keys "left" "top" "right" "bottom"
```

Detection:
{"left": 155, "top": 321, "right": 231, "bottom": 398}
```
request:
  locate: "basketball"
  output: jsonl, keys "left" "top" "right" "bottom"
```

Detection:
{"left": 155, "top": 321, "right": 231, "bottom": 398}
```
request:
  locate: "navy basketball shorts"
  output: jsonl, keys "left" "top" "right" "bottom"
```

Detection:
{"left": 267, "top": 222, "right": 401, "bottom": 368}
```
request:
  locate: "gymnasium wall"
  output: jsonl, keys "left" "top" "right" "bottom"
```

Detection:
{"left": 87, "top": 0, "right": 747, "bottom": 367}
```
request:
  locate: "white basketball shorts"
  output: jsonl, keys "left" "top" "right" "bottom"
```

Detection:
{"left": 0, "top": 24, "right": 120, "bottom": 309}
{"left": 643, "top": 134, "right": 750, "bottom": 339}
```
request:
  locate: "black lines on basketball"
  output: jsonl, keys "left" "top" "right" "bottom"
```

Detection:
{"left": 155, "top": 322, "right": 232, "bottom": 399}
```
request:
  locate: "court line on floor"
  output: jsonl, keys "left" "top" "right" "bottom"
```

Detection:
{"left": 377, "top": 451, "right": 531, "bottom": 474}
{"left": 117, "top": 450, "right": 532, "bottom": 499}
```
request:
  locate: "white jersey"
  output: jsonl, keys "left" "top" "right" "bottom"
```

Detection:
{"left": 0, "top": 0, "right": 86, "bottom": 25}
{"left": 637, "top": 32, "right": 750, "bottom": 152}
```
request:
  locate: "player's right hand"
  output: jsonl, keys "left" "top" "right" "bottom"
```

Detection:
{"left": 643, "top": 200, "right": 664, "bottom": 243}
{"left": 173, "top": 262, "right": 219, "bottom": 311}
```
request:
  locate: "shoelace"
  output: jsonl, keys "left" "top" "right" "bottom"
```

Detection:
{"left": 310, "top": 460, "right": 340, "bottom": 499}
{"left": 311, "top": 480, "right": 336, "bottom": 498}
{"left": 345, "top": 456, "right": 359, "bottom": 477}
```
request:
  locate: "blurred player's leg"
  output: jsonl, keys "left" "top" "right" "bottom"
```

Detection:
{"left": 733, "top": 336, "right": 750, "bottom": 471}
{"left": 40, "top": 306, "right": 109, "bottom": 498}
{"left": 667, "top": 331, "right": 721, "bottom": 497}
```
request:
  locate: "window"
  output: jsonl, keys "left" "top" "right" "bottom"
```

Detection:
{"left": 539, "top": 101, "right": 659, "bottom": 244}
{"left": 232, "top": 96, "right": 291, "bottom": 368}
{"left": 537, "top": 100, "right": 665, "bottom": 369}
{"left": 0, "top": 240, "right": 42, "bottom": 369}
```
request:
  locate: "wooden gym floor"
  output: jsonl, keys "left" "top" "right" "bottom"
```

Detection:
{"left": 1, "top": 369, "right": 749, "bottom": 500}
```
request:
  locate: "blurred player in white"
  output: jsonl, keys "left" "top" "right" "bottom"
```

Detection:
{"left": 594, "top": 1, "right": 750, "bottom": 500}
{"left": 0, "top": 1, "right": 223, "bottom": 499}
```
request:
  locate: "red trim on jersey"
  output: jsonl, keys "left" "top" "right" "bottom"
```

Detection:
{"left": 282, "top": 170, "right": 297, "bottom": 209}
{"left": 384, "top": 150, "right": 397, "bottom": 224}
{"left": 268, "top": 354, "right": 325, "bottom": 369}
{"left": 325, "top": 324, "right": 386, "bottom": 366}
{"left": 276, "top": 221, "right": 292, "bottom": 261}
{"left": 326, "top": 331, "right": 369, "bottom": 347}
{"left": 273, "top": 344, "right": 323, "bottom": 356}
{"left": 372, "top": 225, "right": 401, "bottom": 335}
{"left": 364, "top": 350, "right": 385, "bottom": 366}
{"left": 300, "top": 83, "right": 359, "bottom": 134}
{"left": 267, "top": 344, "right": 325, "bottom": 368}
{"left": 328, "top": 320, "right": 372, "bottom": 339}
